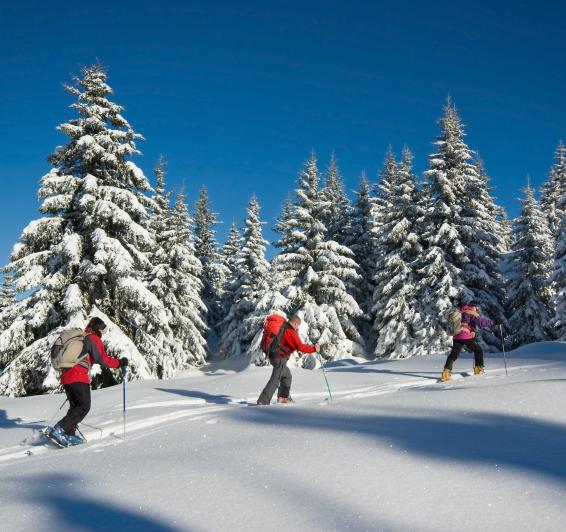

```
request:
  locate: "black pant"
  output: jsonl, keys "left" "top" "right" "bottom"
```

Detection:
{"left": 257, "top": 357, "right": 292, "bottom": 405}
{"left": 57, "top": 382, "right": 91, "bottom": 435}
{"left": 444, "top": 339, "right": 484, "bottom": 370}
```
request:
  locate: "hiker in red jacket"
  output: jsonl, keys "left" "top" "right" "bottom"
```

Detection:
{"left": 257, "top": 314, "right": 319, "bottom": 405}
{"left": 48, "top": 317, "right": 127, "bottom": 446}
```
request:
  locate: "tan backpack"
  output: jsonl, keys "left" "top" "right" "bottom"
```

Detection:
{"left": 50, "top": 329, "right": 89, "bottom": 370}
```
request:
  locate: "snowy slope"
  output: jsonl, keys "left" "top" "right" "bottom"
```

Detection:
{"left": 0, "top": 343, "right": 565, "bottom": 532}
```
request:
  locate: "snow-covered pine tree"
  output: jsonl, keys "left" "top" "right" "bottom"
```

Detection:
{"left": 372, "top": 147, "right": 423, "bottom": 358}
{"left": 507, "top": 185, "right": 554, "bottom": 347}
{"left": 167, "top": 191, "right": 208, "bottom": 367}
{"left": 0, "top": 65, "right": 159, "bottom": 396}
{"left": 270, "top": 152, "right": 363, "bottom": 360}
{"left": 551, "top": 147, "right": 566, "bottom": 340}
{"left": 219, "top": 222, "right": 242, "bottom": 318}
{"left": 193, "top": 186, "right": 226, "bottom": 332}
{"left": 321, "top": 152, "right": 350, "bottom": 244}
{"left": 459, "top": 157, "right": 507, "bottom": 350}
{"left": 411, "top": 99, "right": 473, "bottom": 353}
{"left": 541, "top": 141, "right": 566, "bottom": 239}
{"left": 145, "top": 160, "right": 207, "bottom": 377}
{"left": 273, "top": 195, "right": 297, "bottom": 252}
{"left": 219, "top": 196, "right": 270, "bottom": 358}
{"left": 342, "top": 172, "right": 378, "bottom": 341}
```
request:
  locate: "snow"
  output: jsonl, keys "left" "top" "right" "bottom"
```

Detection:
{"left": 0, "top": 342, "right": 565, "bottom": 531}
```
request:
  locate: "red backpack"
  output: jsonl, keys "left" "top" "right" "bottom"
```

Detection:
{"left": 261, "top": 314, "right": 291, "bottom": 358}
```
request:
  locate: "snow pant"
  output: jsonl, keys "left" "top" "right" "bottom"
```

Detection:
{"left": 257, "top": 357, "right": 292, "bottom": 405}
{"left": 57, "top": 382, "right": 91, "bottom": 435}
{"left": 444, "top": 339, "right": 484, "bottom": 370}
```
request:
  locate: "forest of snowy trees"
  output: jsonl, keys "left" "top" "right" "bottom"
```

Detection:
{"left": 0, "top": 64, "right": 565, "bottom": 396}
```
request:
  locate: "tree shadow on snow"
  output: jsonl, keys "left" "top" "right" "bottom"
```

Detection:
{"left": 7, "top": 473, "right": 185, "bottom": 531}
{"left": 242, "top": 407, "right": 566, "bottom": 485}
{"left": 155, "top": 388, "right": 236, "bottom": 405}
{"left": 0, "top": 409, "right": 44, "bottom": 430}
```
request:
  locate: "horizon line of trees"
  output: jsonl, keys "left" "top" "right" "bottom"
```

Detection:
{"left": 0, "top": 64, "right": 564, "bottom": 397}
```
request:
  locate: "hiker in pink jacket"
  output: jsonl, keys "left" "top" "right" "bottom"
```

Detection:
{"left": 441, "top": 302, "right": 493, "bottom": 382}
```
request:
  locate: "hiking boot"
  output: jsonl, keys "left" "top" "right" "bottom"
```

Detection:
{"left": 47, "top": 425, "right": 70, "bottom": 448}
{"left": 474, "top": 365, "right": 485, "bottom": 376}
{"left": 277, "top": 397, "right": 290, "bottom": 404}
{"left": 440, "top": 369, "right": 451, "bottom": 382}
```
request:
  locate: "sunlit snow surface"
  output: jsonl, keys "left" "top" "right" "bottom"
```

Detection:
{"left": 0, "top": 342, "right": 565, "bottom": 531}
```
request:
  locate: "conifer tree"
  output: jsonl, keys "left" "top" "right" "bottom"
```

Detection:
{"left": 0, "top": 65, "right": 158, "bottom": 396}
{"left": 270, "top": 152, "right": 362, "bottom": 360}
{"left": 459, "top": 157, "right": 507, "bottom": 349}
{"left": 321, "top": 152, "right": 350, "bottom": 244}
{"left": 219, "top": 197, "right": 270, "bottom": 357}
{"left": 372, "top": 147, "right": 423, "bottom": 358}
{"left": 219, "top": 222, "right": 242, "bottom": 318}
{"left": 411, "top": 99, "right": 473, "bottom": 353}
{"left": 193, "top": 186, "right": 225, "bottom": 331}
{"left": 145, "top": 161, "right": 207, "bottom": 376}
{"left": 273, "top": 196, "right": 296, "bottom": 252}
{"left": 167, "top": 191, "right": 208, "bottom": 366}
{"left": 541, "top": 141, "right": 566, "bottom": 238}
{"left": 507, "top": 186, "right": 554, "bottom": 347}
{"left": 343, "top": 172, "right": 378, "bottom": 340}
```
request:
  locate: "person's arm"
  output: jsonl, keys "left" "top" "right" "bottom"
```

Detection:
{"left": 471, "top": 315, "right": 493, "bottom": 328}
{"left": 285, "top": 328, "right": 317, "bottom": 354}
{"left": 86, "top": 336, "right": 120, "bottom": 369}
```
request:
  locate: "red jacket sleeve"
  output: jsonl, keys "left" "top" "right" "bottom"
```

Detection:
{"left": 282, "top": 328, "right": 316, "bottom": 355}
{"left": 86, "top": 335, "right": 120, "bottom": 369}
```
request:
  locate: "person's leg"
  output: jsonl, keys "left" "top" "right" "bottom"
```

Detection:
{"left": 257, "top": 359, "right": 285, "bottom": 405}
{"left": 466, "top": 339, "right": 485, "bottom": 368}
{"left": 278, "top": 361, "right": 292, "bottom": 399}
{"left": 57, "top": 383, "right": 91, "bottom": 434}
{"left": 444, "top": 341, "right": 464, "bottom": 371}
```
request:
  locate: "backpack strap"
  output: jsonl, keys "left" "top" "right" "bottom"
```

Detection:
{"left": 268, "top": 321, "right": 292, "bottom": 359}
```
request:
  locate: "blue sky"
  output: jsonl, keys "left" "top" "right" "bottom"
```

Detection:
{"left": 1, "top": 0, "right": 565, "bottom": 265}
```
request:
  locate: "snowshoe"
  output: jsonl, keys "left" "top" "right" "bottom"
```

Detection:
{"left": 66, "top": 433, "right": 86, "bottom": 446}
{"left": 440, "top": 369, "right": 451, "bottom": 382}
{"left": 45, "top": 425, "right": 70, "bottom": 448}
{"left": 473, "top": 365, "right": 485, "bottom": 376}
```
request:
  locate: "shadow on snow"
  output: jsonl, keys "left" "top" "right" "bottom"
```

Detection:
{"left": 3, "top": 473, "right": 185, "bottom": 531}
{"left": 241, "top": 406, "right": 566, "bottom": 485}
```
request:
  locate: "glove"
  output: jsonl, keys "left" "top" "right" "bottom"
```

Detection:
{"left": 119, "top": 357, "right": 129, "bottom": 368}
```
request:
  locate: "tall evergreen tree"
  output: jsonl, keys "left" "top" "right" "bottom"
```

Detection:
{"left": 343, "top": 172, "right": 378, "bottom": 341}
{"left": 193, "top": 186, "right": 225, "bottom": 331}
{"left": 372, "top": 147, "right": 423, "bottom": 358}
{"left": 459, "top": 157, "right": 507, "bottom": 350}
{"left": 270, "top": 152, "right": 362, "bottom": 360}
{"left": 507, "top": 186, "right": 554, "bottom": 347}
{"left": 219, "top": 197, "right": 270, "bottom": 358}
{"left": 145, "top": 161, "right": 207, "bottom": 376}
{"left": 219, "top": 222, "right": 242, "bottom": 318}
{"left": 321, "top": 152, "right": 350, "bottom": 244}
{"left": 0, "top": 65, "right": 159, "bottom": 396}
{"left": 411, "top": 99, "right": 474, "bottom": 353}
{"left": 167, "top": 191, "right": 208, "bottom": 367}
{"left": 541, "top": 141, "right": 566, "bottom": 238}
{"left": 273, "top": 196, "right": 296, "bottom": 252}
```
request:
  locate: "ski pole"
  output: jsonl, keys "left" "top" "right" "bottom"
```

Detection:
{"left": 317, "top": 353, "right": 333, "bottom": 401}
{"left": 46, "top": 398, "right": 68, "bottom": 428}
{"left": 499, "top": 324, "right": 509, "bottom": 377}
{"left": 122, "top": 366, "right": 127, "bottom": 439}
